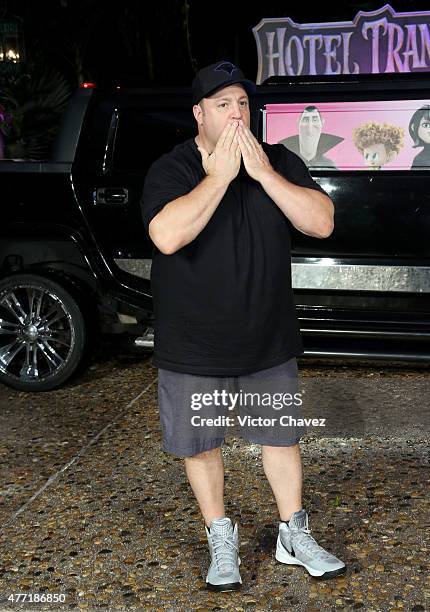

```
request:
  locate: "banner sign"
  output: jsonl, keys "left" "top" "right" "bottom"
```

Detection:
{"left": 264, "top": 100, "right": 430, "bottom": 171}
{"left": 253, "top": 4, "right": 430, "bottom": 83}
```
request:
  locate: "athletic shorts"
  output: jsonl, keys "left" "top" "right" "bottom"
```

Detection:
{"left": 157, "top": 357, "right": 306, "bottom": 457}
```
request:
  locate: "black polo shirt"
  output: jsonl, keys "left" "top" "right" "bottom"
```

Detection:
{"left": 141, "top": 138, "right": 327, "bottom": 376}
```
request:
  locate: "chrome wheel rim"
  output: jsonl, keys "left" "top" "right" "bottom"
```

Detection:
{"left": 0, "top": 284, "right": 75, "bottom": 383}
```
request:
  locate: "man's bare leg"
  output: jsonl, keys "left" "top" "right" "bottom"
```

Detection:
{"left": 184, "top": 447, "right": 225, "bottom": 527}
{"left": 261, "top": 444, "right": 303, "bottom": 521}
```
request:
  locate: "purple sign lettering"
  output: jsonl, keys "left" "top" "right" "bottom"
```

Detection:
{"left": 253, "top": 4, "right": 430, "bottom": 83}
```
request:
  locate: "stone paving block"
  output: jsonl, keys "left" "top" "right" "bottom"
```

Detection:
{"left": 0, "top": 351, "right": 428, "bottom": 610}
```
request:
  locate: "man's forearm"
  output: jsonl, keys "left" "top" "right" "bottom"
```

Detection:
{"left": 149, "top": 175, "right": 229, "bottom": 254}
{"left": 259, "top": 169, "right": 334, "bottom": 238}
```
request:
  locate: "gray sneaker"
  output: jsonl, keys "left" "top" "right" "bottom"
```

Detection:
{"left": 205, "top": 517, "right": 242, "bottom": 591}
{"left": 276, "top": 509, "right": 346, "bottom": 579}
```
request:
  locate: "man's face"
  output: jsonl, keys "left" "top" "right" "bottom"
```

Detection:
{"left": 299, "top": 110, "right": 323, "bottom": 145}
{"left": 363, "top": 142, "right": 389, "bottom": 168}
{"left": 194, "top": 84, "right": 250, "bottom": 147}
{"left": 418, "top": 115, "right": 430, "bottom": 144}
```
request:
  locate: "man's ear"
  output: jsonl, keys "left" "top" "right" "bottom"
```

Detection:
{"left": 193, "top": 104, "right": 204, "bottom": 126}
{"left": 387, "top": 150, "right": 396, "bottom": 162}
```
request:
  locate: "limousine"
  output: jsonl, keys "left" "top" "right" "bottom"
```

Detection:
{"left": 0, "top": 72, "right": 429, "bottom": 390}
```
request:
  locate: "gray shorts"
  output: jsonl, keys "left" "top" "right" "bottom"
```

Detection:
{"left": 157, "top": 358, "right": 306, "bottom": 457}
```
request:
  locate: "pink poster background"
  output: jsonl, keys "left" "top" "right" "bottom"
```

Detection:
{"left": 265, "top": 99, "right": 430, "bottom": 170}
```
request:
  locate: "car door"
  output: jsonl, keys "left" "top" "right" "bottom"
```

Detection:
{"left": 72, "top": 89, "right": 196, "bottom": 297}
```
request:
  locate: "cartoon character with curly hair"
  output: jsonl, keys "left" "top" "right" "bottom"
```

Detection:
{"left": 352, "top": 121, "right": 404, "bottom": 170}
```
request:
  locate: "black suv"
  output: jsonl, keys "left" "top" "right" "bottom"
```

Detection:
{"left": 1, "top": 74, "right": 430, "bottom": 392}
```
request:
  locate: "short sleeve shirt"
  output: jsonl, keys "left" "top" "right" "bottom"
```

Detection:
{"left": 141, "top": 138, "right": 327, "bottom": 376}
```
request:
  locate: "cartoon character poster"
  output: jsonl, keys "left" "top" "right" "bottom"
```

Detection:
{"left": 264, "top": 100, "right": 430, "bottom": 170}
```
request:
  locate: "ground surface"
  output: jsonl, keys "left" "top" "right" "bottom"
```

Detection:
{"left": 0, "top": 349, "right": 428, "bottom": 611}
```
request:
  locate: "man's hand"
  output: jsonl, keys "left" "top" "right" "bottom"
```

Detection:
{"left": 197, "top": 121, "right": 241, "bottom": 185}
{"left": 238, "top": 121, "right": 274, "bottom": 183}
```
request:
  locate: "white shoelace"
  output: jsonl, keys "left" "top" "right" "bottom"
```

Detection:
{"left": 212, "top": 534, "right": 239, "bottom": 573}
{"left": 291, "top": 526, "right": 334, "bottom": 561}
{"left": 290, "top": 514, "right": 334, "bottom": 561}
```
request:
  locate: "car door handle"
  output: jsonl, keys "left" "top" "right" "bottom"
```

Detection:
{"left": 94, "top": 187, "right": 129, "bottom": 205}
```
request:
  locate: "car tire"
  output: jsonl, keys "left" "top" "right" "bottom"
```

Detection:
{"left": 0, "top": 274, "right": 86, "bottom": 392}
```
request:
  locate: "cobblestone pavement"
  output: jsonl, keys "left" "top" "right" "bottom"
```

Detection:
{"left": 0, "top": 347, "right": 429, "bottom": 611}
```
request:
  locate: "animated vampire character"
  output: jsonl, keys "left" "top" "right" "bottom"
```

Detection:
{"left": 278, "top": 105, "right": 344, "bottom": 169}
{"left": 409, "top": 105, "right": 430, "bottom": 169}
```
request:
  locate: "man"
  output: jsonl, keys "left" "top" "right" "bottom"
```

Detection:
{"left": 141, "top": 60, "right": 345, "bottom": 591}
{"left": 279, "top": 105, "right": 343, "bottom": 169}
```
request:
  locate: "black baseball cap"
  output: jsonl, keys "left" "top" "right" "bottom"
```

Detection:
{"left": 192, "top": 61, "right": 256, "bottom": 105}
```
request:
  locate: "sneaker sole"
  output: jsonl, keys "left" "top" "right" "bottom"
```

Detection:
{"left": 206, "top": 581, "right": 242, "bottom": 592}
{"left": 276, "top": 545, "right": 346, "bottom": 579}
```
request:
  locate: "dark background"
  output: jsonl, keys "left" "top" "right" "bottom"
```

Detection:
{"left": 9, "top": 0, "right": 430, "bottom": 88}
{"left": 2, "top": 0, "right": 430, "bottom": 159}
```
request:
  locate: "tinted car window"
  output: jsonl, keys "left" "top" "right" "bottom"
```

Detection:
{"left": 113, "top": 108, "right": 196, "bottom": 173}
